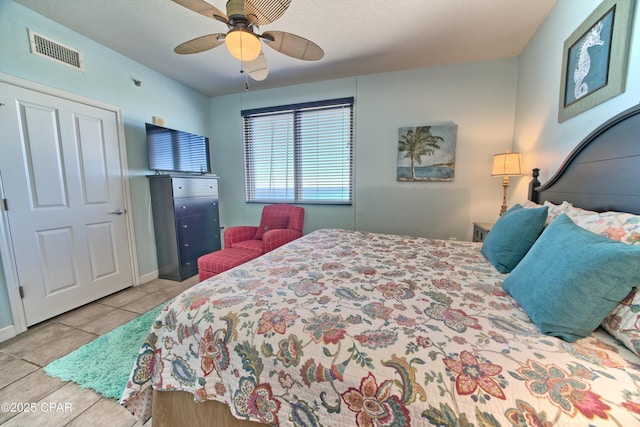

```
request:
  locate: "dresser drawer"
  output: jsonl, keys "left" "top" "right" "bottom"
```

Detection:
{"left": 176, "top": 214, "right": 219, "bottom": 238}
{"left": 179, "top": 257, "right": 198, "bottom": 278}
{"left": 177, "top": 226, "right": 220, "bottom": 279}
{"left": 174, "top": 198, "right": 218, "bottom": 219}
{"left": 178, "top": 234, "right": 220, "bottom": 263}
{"left": 172, "top": 177, "right": 218, "bottom": 198}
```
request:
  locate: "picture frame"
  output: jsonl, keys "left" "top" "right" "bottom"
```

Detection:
{"left": 397, "top": 122, "right": 457, "bottom": 182}
{"left": 558, "top": 0, "right": 635, "bottom": 122}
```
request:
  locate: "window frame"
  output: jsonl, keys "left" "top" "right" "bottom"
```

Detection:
{"left": 242, "top": 97, "right": 354, "bottom": 205}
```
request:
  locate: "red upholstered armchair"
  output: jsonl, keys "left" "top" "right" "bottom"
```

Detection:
{"left": 223, "top": 204, "right": 305, "bottom": 254}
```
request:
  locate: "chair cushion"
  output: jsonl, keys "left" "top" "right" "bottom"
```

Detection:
{"left": 254, "top": 215, "right": 289, "bottom": 240}
{"left": 231, "top": 239, "right": 266, "bottom": 253}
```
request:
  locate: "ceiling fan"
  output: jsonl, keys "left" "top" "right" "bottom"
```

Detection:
{"left": 172, "top": 0, "right": 324, "bottom": 82}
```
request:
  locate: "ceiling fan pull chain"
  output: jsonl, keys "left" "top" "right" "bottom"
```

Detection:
{"left": 242, "top": 62, "right": 250, "bottom": 91}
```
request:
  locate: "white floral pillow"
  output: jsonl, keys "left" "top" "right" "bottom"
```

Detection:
{"left": 565, "top": 208, "right": 640, "bottom": 355}
{"left": 567, "top": 210, "right": 640, "bottom": 245}
{"left": 602, "top": 287, "right": 640, "bottom": 356}
{"left": 543, "top": 201, "right": 574, "bottom": 225}
{"left": 519, "top": 199, "right": 542, "bottom": 209}
{"left": 520, "top": 200, "right": 574, "bottom": 225}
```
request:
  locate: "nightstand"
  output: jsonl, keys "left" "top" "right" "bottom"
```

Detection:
{"left": 472, "top": 222, "right": 493, "bottom": 242}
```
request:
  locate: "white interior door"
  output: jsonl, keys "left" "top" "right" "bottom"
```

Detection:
{"left": 0, "top": 81, "right": 134, "bottom": 326}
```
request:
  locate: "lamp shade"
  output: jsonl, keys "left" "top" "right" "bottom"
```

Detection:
{"left": 225, "top": 28, "right": 261, "bottom": 62}
{"left": 491, "top": 152, "right": 522, "bottom": 176}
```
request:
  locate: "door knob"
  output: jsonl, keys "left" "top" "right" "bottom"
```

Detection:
{"left": 107, "top": 208, "right": 126, "bottom": 215}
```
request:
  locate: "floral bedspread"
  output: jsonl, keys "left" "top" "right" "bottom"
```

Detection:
{"left": 121, "top": 229, "right": 640, "bottom": 426}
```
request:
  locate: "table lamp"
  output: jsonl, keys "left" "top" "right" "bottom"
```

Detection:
{"left": 491, "top": 152, "right": 522, "bottom": 216}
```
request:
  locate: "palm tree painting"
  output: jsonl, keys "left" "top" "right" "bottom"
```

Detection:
{"left": 397, "top": 122, "right": 457, "bottom": 181}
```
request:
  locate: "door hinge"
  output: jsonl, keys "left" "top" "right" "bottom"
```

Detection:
{"left": 1, "top": 199, "right": 7, "bottom": 211}
{"left": 19, "top": 286, "right": 24, "bottom": 299}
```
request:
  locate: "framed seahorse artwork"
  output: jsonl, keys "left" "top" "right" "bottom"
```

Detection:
{"left": 558, "top": 0, "right": 635, "bottom": 122}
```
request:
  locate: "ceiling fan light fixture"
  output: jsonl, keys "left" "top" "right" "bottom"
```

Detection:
{"left": 225, "top": 28, "right": 261, "bottom": 62}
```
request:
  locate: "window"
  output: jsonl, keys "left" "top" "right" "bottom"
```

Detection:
{"left": 242, "top": 97, "right": 354, "bottom": 204}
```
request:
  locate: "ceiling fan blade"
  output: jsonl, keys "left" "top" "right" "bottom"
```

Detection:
{"left": 245, "top": 0, "right": 291, "bottom": 26}
{"left": 244, "top": 51, "right": 269, "bottom": 81}
{"left": 174, "top": 34, "right": 226, "bottom": 54}
{"left": 262, "top": 31, "right": 324, "bottom": 61}
{"left": 172, "top": 0, "right": 228, "bottom": 22}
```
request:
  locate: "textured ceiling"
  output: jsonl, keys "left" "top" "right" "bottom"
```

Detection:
{"left": 14, "top": 0, "right": 557, "bottom": 97}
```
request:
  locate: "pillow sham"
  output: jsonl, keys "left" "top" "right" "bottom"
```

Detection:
{"left": 602, "top": 286, "right": 640, "bottom": 356}
{"left": 481, "top": 204, "right": 548, "bottom": 274}
{"left": 568, "top": 210, "right": 640, "bottom": 245}
{"left": 503, "top": 214, "right": 640, "bottom": 342}
{"left": 254, "top": 216, "right": 289, "bottom": 240}
{"left": 519, "top": 200, "right": 542, "bottom": 209}
{"left": 521, "top": 200, "right": 573, "bottom": 225}
{"left": 543, "top": 200, "right": 574, "bottom": 225}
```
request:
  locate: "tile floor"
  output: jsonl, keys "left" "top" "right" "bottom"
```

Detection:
{"left": 0, "top": 276, "right": 200, "bottom": 426}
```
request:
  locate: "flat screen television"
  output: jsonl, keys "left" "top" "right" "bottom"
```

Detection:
{"left": 146, "top": 123, "right": 211, "bottom": 174}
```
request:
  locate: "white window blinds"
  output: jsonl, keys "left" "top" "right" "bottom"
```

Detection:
{"left": 242, "top": 97, "right": 354, "bottom": 204}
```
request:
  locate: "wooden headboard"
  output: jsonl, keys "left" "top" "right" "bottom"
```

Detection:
{"left": 529, "top": 104, "right": 640, "bottom": 215}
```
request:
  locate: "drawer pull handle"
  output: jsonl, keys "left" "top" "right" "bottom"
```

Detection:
{"left": 180, "top": 206, "right": 187, "bottom": 210}
{"left": 182, "top": 225, "right": 188, "bottom": 229}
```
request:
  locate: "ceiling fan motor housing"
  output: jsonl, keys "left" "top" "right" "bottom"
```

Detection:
{"left": 226, "top": 0, "right": 246, "bottom": 19}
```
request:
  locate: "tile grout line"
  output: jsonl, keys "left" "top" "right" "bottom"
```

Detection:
{"left": 0, "top": 277, "right": 196, "bottom": 426}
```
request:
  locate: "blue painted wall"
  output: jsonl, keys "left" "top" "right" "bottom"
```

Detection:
{"left": 211, "top": 60, "right": 519, "bottom": 239}
{"left": 512, "top": 0, "right": 640, "bottom": 197}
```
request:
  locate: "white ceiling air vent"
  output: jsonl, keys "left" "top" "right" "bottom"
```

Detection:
{"left": 28, "top": 29, "right": 84, "bottom": 71}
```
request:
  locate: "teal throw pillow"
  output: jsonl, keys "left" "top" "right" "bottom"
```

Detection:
{"left": 503, "top": 214, "right": 640, "bottom": 342}
{"left": 481, "top": 204, "right": 548, "bottom": 273}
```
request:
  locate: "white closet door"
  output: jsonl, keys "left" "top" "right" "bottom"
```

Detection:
{"left": 0, "top": 81, "right": 134, "bottom": 325}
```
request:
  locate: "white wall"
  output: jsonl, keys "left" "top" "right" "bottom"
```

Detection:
{"left": 211, "top": 59, "right": 519, "bottom": 240}
{"left": 513, "top": 0, "right": 640, "bottom": 198}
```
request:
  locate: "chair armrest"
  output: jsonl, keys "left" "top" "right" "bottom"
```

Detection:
{"left": 262, "top": 229, "right": 303, "bottom": 252}
{"left": 224, "top": 226, "right": 258, "bottom": 249}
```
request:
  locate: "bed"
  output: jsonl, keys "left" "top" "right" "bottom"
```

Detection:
{"left": 121, "top": 104, "right": 640, "bottom": 426}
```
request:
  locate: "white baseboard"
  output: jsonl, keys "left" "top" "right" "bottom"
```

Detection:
{"left": 138, "top": 270, "right": 158, "bottom": 285}
{"left": 0, "top": 324, "right": 17, "bottom": 343}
